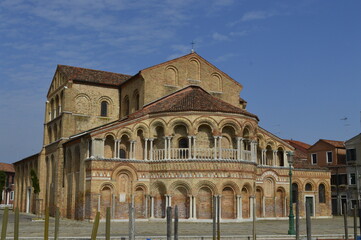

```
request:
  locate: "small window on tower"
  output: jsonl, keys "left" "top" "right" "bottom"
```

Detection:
{"left": 101, "top": 101, "right": 108, "bottom": 117}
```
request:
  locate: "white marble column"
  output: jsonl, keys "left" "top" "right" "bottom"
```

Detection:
{"left": 144, "top": 138, "right": 148, "bottom": 160}
{"left": 273, "top": 150, "right": 278, "bottom": 166}
{"left": 218, "top": 136, "right": 223, "bottom": 160}
{"left": 164, "top": 137, "right": 168, "bottom": 160}
{"left": 250, "top": 140, "right": 257, "bottom": 162}
{"left": 145, "top": 195, "right": 149, "bottom": 218}
{"left": 218, "top": 195, "right": 222, "bottom": 219}
{"left": 150, "top": 196, "right": 154, "bottom": 218}
{"left": 193, "top": 136, "right": 197, "bottom": 159}
{"left": 149, "top": 138, "right": 154, "bottom": 160}
{"left": 262, "top": 196, "right": 265, "bottom": 218}
{"left": 237, "top": 195, "right": 242, "bottom": 219}
{"left": 189, "top": 195, "right": 193, "bottom": 219}
{"left": 188, "top": 136, "right": 192, "bottom": 160}
{"left": 236, "top": 137, "right": 242, "bottom": 160}
{"left": 213, "top": 136, "right": 218, "bottom": 159}
{"left": 129, "top": 140, "right": 134, "bottom": 159}
{"left": 193, "top": 196, "right": 197, "bottom": 219}
{"left": 97, "top": 194, "right": 101, "bottom": 212}
{"left": 250, "top": 196, "right": 255, "bottom": 219}
{"left": 167, "top": 136, "right": 172, "bottom": 159}
{"left": 133, "top": 140, "right": 137, "bottom": 160}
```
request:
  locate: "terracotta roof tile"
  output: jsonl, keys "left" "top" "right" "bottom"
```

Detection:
{"left": 283, "top": 139, "right": 311, "bottom": 152}
{"left": 321, "top": 139, "right": 345, "bottom": 148}
{"left": 57, "top": 65, "right": 132, "bottom": 86}
{"left": 128, "top": 85, "right": 259, "bottom": 120}
{"left": 0, "top": 163, "right": 15, "bottom": 173}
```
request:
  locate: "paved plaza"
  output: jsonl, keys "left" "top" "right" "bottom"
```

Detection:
{"left": 0, "top": 210, "right": 357, "bottom": 239}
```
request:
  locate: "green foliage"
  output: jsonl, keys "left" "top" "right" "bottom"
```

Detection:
{"left": 30, "top": 169, "right": 40, "bottom": 194}
{"left": 0, "top": 171, "right": 6, "bottom": 202}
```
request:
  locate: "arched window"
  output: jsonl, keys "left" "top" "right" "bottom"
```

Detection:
{"left": 319, "top": 184, "right": 326, "bottom": 203}
{"left": 124, "top": 96, "right": 129, "bottom": 115}
{"left": 133, "top": 90, "right": 140, "bottom": 111}
{"left": 178, "top": 138, "right": 188, "bottom": 148}
{"left": 119, "top": 149, "right": 126, "bottom": 159}
{"left": 292, "top": 183, "right": 298, "bottom": 203}
{"left": 305, "top": 183, "right": 313, "bottom": 191}
{"left": 100, "top": 101, "right": 108, "bottom": 117}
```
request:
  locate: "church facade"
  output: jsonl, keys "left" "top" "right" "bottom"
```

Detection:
{"left": 14, "top": 53, "right": 331, "bottom": 221}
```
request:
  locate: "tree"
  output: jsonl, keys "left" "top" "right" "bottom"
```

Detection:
{"left": 30, "top": 169, "right": 40, "bottom": 194}
{"left": 0, "top": 171, "right": 6, "bottom": 203}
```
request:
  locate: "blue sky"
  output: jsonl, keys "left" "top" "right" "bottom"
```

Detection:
{"left": 1, "top": 0, "right": 360, "bottom": 163}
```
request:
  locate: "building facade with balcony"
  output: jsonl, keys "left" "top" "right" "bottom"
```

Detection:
{"left": 14, "top": 52, "right": 331, "bottom": 220}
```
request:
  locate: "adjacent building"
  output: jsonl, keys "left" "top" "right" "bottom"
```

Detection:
{"left": 308, "top": 139, "right": 346, "bottom": 215}
{"left": 14, "top": 52, "right": 332, "bottom": 221}
{"left": 0, "top": 163, "right": 15, "bottom": 207}
{"left": 345, "top": 133, "right": 361, "bottom": 212}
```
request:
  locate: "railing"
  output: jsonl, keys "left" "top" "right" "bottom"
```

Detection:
{"left": 169, "top": 148, "right": 189, "bottom": 160}
{"left": 194, "top": 148, "right": 214, "bottom": 160}
{"left": 151, "top": 148, "right": 253, "bottom": 161}
{"left": 221, "top": 149, "right": 237, "bottom": 160}
{"left": 153, "top": 149, "right": 165, "bottom": 161}
{"left": 244, "top": 150, "right": 252, "bottom": 161}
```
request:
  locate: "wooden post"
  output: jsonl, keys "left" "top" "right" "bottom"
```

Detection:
{"left": 129, "top": 203, "right": 135, "bottom": 240}
{"left": 14, "top": 207, "right": 19, "bottom": 240}
{"left": 167, "top": 206, "right": 172, "bottom": 240}
{"left": 44, "top": 207, "right": 49, "bottom": 240}
{"left": 106, "top": 207, "right": 111, "bottom": 240}
{"left": 354, "top": 206, "right": 357, "bottom": 240}
{"left": 91, "top": 212, "right": 100, "bottom": 240}
{"left": 296, "top": 198, "right": 300, "bottom": 240}
{"left": 213, "top": 196, "right": 216, "bottom": 240}
{"left": 174, "top": 206, "right": 179, "bottom": 240}
{"left": 1, "top": 207, "right": 9, "bottom": 240}
{"left": 306, "top": 202, "right": 311, "bottom": 240}
{"left": 344, "top": 203, "right": 349, "bottom": 240}
{"left": 217, "top": 196, "right": 220, "bottom": 240}
{"left": 54, "top": 207, "right": 60, "bottom": 240}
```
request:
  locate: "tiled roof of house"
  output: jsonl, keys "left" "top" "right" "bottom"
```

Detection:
{"left": 57, "top": 65, "right": 132, "bottom": 86}
{"left": 321, "top": 139, "right": 345, "bottom": 148}
{"left": 283, "top": 139, "right": 310, "bottom": 152}
{"left": 129, "top": 85, "right": 259, "bottom": 120}
{"left": 0, "top": 163, "right": 15, "bottom": 173}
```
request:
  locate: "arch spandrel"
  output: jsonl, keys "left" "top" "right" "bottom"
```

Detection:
{"left": 169, "top": 180, "right": 192, "bottom": 195}
{"left": 149, "top": 118, "right": 167, "bottom": 137}
{"left": 116, "top": 128, "right": 133, "bottom": 140}
{"left": 220, "top": 181, "right": 241, "bottom": 195}
{"left": 168, "top": 117, "right": 193, "bottom": 135}
{"left": 111, "top": 164, "right": 138, "bottom": 181}
{"left": 193, "top": 116, "right": 219, "bottom": 135}
{"left": 132, "top": 122, "right": 150, "bottom": 138}
{"left": 219, "top": 118, "right": 242, "bottom": 136}
{"left": 194, "top": 180, "right": 218, "bottom": 195}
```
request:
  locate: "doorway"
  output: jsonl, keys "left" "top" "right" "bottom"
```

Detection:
{"left": 305, "top": 196, "right": 314, "bottom": 217}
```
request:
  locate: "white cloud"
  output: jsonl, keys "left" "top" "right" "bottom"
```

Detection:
{"left": 241, "top": 10, "right": 276, "bottom": 22}
{"left": 212, "top": 32, "right": 230, "bottom": 41}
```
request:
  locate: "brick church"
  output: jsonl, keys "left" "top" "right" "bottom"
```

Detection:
{"left": 14, "top": 52, "right": 331, "bottom": 220}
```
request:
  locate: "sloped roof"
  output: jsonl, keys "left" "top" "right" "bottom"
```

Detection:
{"left": 129, "top": 85, "right": 258, "bottom": 120}
{"left": 0, "top": 163, "right": 15, "bottom": 173}
{"left": 57, "top": 65, "right": 132, "bottom": 86}
{"left": 284, "top": 139, "right": 310, "bottom": 152}
{"left": 321, "top": 139, "right": 345, "bottom": 148}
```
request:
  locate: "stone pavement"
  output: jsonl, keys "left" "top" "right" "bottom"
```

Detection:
{"left": 0, "top": 210, "right": 357, "bottom": 239}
